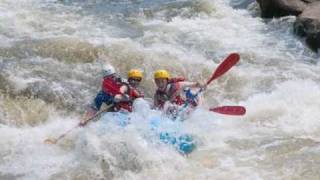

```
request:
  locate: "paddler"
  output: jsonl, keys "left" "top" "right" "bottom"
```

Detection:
{"left": 153, "top": 69, "right": 206, "bottom": 117}
{"left": 110, "top": 69, "right": 144, "bottom": 112}
{"left": 80, "top": 68, "right": 144, "bottom": 126}
{"left": 80, "top": 64, "right": 122, "bottom": 126}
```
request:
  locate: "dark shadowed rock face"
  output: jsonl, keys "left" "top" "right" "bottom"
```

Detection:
{"left": 256, "top": 0, "right": 320, "bottom": 51}
{"left": 256, "top": 0, "right": 307, "bottom": 18}
{"left": 302, "top": 0, "right": 320, "bottom": 3}
{"left": 294, "top": 2, "right": 320, "bottom": 51}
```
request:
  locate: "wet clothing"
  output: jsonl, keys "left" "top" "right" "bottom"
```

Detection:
{"left": 91, "top": 76, "right": 143, "bottom": 113}
{"left": 183, "top": 88, "right": 199, "bottom": 107}
{"left": 112, "top": 83, "right": 144, "bottom": 112}
{"left": 154, "top": 81, "right": 199, "bottom": 109}
{"left": 90, "top": 90, "right": 113, "bottom": 111}
{"left": 102, "top": 76, "right": 122, "bottom": 96}
{"left": 154, "top": 82, "right": 184, "bottom": 109}
{"left": 89, "top": 76, "right": 122, "bottom": 112}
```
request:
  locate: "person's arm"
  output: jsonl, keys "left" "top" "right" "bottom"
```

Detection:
{"left": 178, "top": 81, "right": 206, "bottom": 90}
{"left": 114, "top": 85, "right": 130, "bottom": 102}
{"left": 135, "top": 89, "right": 144, "bottom": 98}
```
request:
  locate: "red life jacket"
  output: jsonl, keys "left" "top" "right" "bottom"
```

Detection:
{"left": 155, "top": 77, "right": 186, "bottom": 109}
{"left": 102, "top": 77, "right": 144, "bottom": 112}
{"left": 102, "top": 76, "right": 122, "bottom": 96}
{"left": 114, "top": 83, "right": 144, "bottom": 112}
{"left": 128, "top": 86, "right": 144, "bottom": 99}
{"left": 114, "top": 102, "right": 132, "bottom": 112}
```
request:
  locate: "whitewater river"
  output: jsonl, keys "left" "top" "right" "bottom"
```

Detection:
{"left": 0, "top": 0, "right": 320, "bottom": 179}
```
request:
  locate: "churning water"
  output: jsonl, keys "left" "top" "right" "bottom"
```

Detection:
{"left": 0, "top": 0, "right": 320, "bottom": 179}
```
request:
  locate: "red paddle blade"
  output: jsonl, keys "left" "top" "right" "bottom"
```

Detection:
{"left": 209, "top": 106, "right": 246, "bottom": 116}
{"left": 207, "top": 53, "right": 240, "bottom": 85}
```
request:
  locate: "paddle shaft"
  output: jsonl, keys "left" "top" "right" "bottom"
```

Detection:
{"left": 45, "top": 106, "right": 111, "bottom": 144}
{"left": 187, "top": 53, "right": 246, "bottom": 116}
{"left": 176, "top": 53, "right": 240, "bottom": 118}
{"left": 191, "top": 53, "right": 240, "bottom": 100}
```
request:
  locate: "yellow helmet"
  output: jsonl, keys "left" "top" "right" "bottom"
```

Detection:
{"left": 154, "top": 69, "right": 170, "bottom": 79}
{"left": 128, "top": 69, "right": 143, "bottom": 79}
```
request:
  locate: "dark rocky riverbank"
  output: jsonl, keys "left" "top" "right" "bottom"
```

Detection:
{"left": 257, "top": 0, "right": 320, "bottom": 52}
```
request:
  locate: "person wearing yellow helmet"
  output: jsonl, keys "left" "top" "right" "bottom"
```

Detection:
{"left": 127, "top": 69, "right": 143, "bottom": 88}
{"left": 153, "top": 69, "right": 206, "bottom": 110}
{"left": 112, "top": 69, "right": 144, "bottom": 112}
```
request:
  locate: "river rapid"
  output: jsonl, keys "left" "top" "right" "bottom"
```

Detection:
{"left": 0, "top": 0, "right": 320, "bottom": 179}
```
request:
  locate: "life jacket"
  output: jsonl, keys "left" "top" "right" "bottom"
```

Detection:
{"left": 155, "top": 77, "right": 186, "bottom": 109}
{"left": 102, "top": 76, "right": 122, "bottom": 96}
{"left": 113, "top": 82, "right": 144, "bottom": 112}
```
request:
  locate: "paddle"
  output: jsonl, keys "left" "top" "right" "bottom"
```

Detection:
{"left": 203, "top": 53, "right": 246, "bottom": 116}
{"left": 209, "top": 106, "right": 246, "bottom": 116}
{"left": 206, "top": 53, "right": 240, "bottom": 85}
{"left": 44, "top": 106, "right": 110, "bottom": 144}
{"left": 182, "top": 53, "right": 245, "bottom": 116}
{"left": 190, "top": 53, "right": 240, "bottom": 98}
{"left": 177, "top": 53, "right": 241, "bottom": 119}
